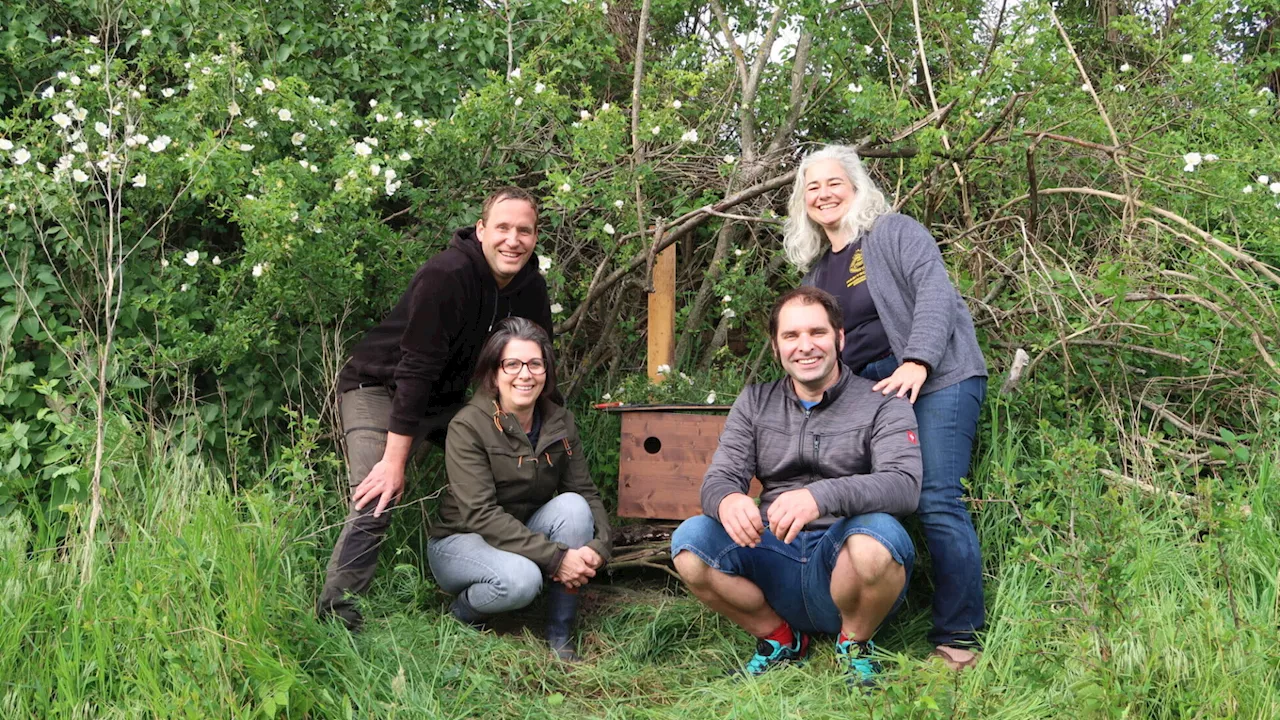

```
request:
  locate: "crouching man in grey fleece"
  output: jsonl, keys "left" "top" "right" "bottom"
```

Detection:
{"left": 671, "top": 286, "right": 922, "bottom": 687}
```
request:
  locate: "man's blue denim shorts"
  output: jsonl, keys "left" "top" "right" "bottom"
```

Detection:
{"left": 670, "top": 513, "right": 915, "bottom": 635}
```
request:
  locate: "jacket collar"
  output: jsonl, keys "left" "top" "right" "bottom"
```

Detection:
{"left": 451, "top": 226, "right": 541, "bottom": 296}
{"left": 469, "top": 390, "right": 568, "bottom": 453}
{"left": 781, "top": 361, "right": 853, "bottom": 410}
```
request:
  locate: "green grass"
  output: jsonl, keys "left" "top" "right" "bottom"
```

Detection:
{"left": 1, "top": 415, "right": 1278, "bottom": 719}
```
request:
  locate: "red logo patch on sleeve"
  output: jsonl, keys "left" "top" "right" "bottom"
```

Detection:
{"left": 906, "top": 430, "right": 919, "bottom": 445}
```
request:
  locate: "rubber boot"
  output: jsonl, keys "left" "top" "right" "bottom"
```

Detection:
{"left": 449, "top": 593, "right": 490, "bottom": 629}
{"left": 545, "top": 584, "right": 581, "bottom": 662}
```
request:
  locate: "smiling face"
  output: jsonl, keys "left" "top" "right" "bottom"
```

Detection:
{"left": 803, "top": 158, "right": 857, "bottom": 237}
{"left": 496, "top": 338, "right": 546, "bottom": 415}
{"left": 772, "top": 298, "right": 844, "bottom": 400}
{"left": 476, "top": 198, "right": 538, "bottom": 288}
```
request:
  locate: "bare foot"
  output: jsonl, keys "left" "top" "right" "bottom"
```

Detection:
{"left": 930, "top": 645, "right": 979, "bottom": 671}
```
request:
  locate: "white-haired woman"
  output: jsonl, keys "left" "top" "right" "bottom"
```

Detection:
{"left": 782, "top": 144, "right": 988, "bottom": 670}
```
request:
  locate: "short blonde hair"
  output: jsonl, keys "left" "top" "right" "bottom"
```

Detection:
{"left": 782, "top": 145, "right": 891, "bottom": 273}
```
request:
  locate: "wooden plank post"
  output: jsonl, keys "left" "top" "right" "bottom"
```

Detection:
{"left": 647, "top": 244, "right": 676, "bottom": 382}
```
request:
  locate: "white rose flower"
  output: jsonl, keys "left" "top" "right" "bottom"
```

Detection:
{"left": 603, "top": 223, "right": 615, "bottom": 235}
{"left": 375, "top": 113, "right": 387, "bottom": 122}
{"left": 161, "top": 259, "right": 169, "bottom": 268}
{"left": 89, "top": 35, "right": 99, "bottom": 44}
{"left": 680, "top": 129, "right": 698, "bottom": 142}
{"left": 252, "top": 263, "right": 266, "bottom": 277}
{"left": 848, "top": 83, "right": 863, "bottom": 93}
{"left": 239, "top": 143, "right": 254, "bottom": 152}
{"left": 94, "top": 121, "right": 108, "bottom": 137}
{"left": 369, "top": 99, "right": 378, "bottom": 107}
{"left": 721, "top": 307, "right": 736, "bottom": 318}
{"left": 162, "top": 88, "right": 176, "bottom": 98}
{"left": 0, "top": 139, "right": 12, "bottom": 151}
{"left": 399, "top": 151, "right": 411, "bottom": 161}
{"left": 52, "top": 113, "right": 72, "bottom": 128}
{"left": 672, "top": 99, "right": 682, "bottom": 109}
{"left": 291, "top": 132, "right": 306, "bottom": 146}
{"left": 72, "top": 141, "right": 88, "bottom": 153}
{"left": 354, "top": 142, "right": 372, "bottom": 156}
{"left": 550, "top": 303, "right": 563, "bottom": 314}
{"left": 559, "top": 182, "right": 571, "bottom": 192}
{"left": 657, "top": 364, "right": 671, "bottom": 374}
{"left": 580, "top": 109, "right": 591, "bottom": 120}
{"left": 514, "top": 97, "right": 523, "bottom": 106}
{"left": 1114, "top": 84, "right": 1126, "bottom": 93}
{"left": 651, "top": 125, "right": 660, "bottom": 135}
{"left": 733, "top": 248, "right": 743, "bottom": 256}
{"left": 601, "top": 393, "right": 611, "bottom": 401}
{"left": 534, "top": 82, "right": 546, "bottom": 94}
{"left": 141, "top": 28, "right": 152, "bottom": 37}
{"left": 131, "top": 173, "right": 146, "bottom": 187}
{"left": 705, "top": 391, "right": 717, "bottom": 404}
{"left": 148, "top": 135, "right": 171, "bottom": 153}
{"left": 277, "top": 108, "right": 292, "bottom": 122}
{"left": 261, "top": 77, "right": 276, "bottom": 91}
{"left": 1249, "top": 108, "right": 1259, "bottom": 116}
{"left": 614, "top": 199, "right": 624, "bottom": 208}
{"left": 365, "top": 136, "right": 378, "bottom": 146}
{"left": 1181, "top": 53, "right": 1193, "bottom": 63}
{"left": 88, "top": 64, "right": 101, "bottom": 76}
{"left": 212, "top": 256, "right": 221, "bottom": 265}
{"left": 72, "top": 168, "right": 89, "bottom": 182}
{"left": 1120, "top": 63, "right": 1131, "bottom": 72}
{"left": 1204, "top": 154, "right": 1218, "bottom": 162}
{"left": 13, "top": 148, "right": 31, "bottom": 165}
{"left": 370, "top": 164, "right": 382, "bottom": 177}
{"left": 724, "top": 155, "right": 736, "bottom": 164}
{"left": 864, "top": 45, "right": 873, "bottom": 54}
{"left": 538, "top": 255, "right": 553, "bottom": 273}
{"left": 509, "top": 67, "right": 521, "bottom": 79}
{"left": 384, "top": 168, "right": 397, "bottom": 181}
{"left": 1258, "top": 175, "right": 1270, "bottom": 184}
{"left": 1242, "top": 185, "right": 1254, "bottom": 194}
{"left": 180, "top": 283, "right": 189, "bottom": 292}
{"left": 184, "top": 250, "right": 199, "bottom": 266}
{"left": 1271, "top": 182, "right": 1280, "bottom": 194}
{"left": 1081, "top": 83, "right": 1092, "bottom": 92}
{"left": 722, "top": 295, "right": 731, "bottom": 303}
{"left": 72, "top": 107, "right": 88, "bottom": 121}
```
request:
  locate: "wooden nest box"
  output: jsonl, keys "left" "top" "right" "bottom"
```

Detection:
{"left": 601, "top": 244, "right": 759, "bottom": 520}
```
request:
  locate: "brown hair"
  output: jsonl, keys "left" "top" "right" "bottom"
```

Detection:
{"left": 481, "top": 186, "right": 540, "bottom": 225}
{"left": 768, "top": 286, "right": 845, "bottom": 343}
{"left": 472, "top": 317, "right": 558, "bottom": 403}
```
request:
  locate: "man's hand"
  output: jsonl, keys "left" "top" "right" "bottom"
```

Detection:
{"left": 718, "top": 493, "right": 764, "bottom": 548}
{"left": 872, "top": 361, "right": 928, "bottom": 404}
{"left": 553, "top": 547, "right": 597, "bottom": 588}
{"left": 766, "top": 488, "right": 821, "bottom": 544}
{"left": 352, "top": 459, "right": 406, "bottom": 518}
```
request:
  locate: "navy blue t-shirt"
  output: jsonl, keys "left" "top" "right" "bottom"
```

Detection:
{"left": 815, "top": 238, "right": 892, "bottom": 373}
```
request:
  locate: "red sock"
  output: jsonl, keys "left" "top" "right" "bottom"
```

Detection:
{"left": 838, "top": 631, "right": 864, "bottom": 645}
{"left": 762, "top": 621, "right": 795, "bottom": 646}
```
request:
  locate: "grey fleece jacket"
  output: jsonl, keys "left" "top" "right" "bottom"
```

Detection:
{"left": 700, "top": 365, "right": 922, "bottom": 529}
{"left": 802, "top": 213, "right": 987, "bottom": 396}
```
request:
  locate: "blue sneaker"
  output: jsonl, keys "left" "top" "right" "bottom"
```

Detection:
{"left": 836, "top": 637, "right": 882, "bottom": 688}
{"left": 736, "top": 633, "right": 810, "bottom": 677}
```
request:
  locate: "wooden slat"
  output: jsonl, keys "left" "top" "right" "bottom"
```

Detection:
{"left": 646, "top": 244, "right": 676, "bottom": 382}
{"left": 617, "top": 412, "right": 760, "bottom": 520}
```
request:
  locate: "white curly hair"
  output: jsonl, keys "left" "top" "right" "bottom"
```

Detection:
{"left": 781, "top": 145, "right": 892, "bottom": 273}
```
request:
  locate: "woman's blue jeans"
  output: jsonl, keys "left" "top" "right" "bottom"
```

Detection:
{"left": 859, "top": 355, "right": 987, "bottom": 648}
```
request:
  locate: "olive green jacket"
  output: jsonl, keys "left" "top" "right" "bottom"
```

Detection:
{"left": 429, "top": 391, "right": 612, "bottom": 576}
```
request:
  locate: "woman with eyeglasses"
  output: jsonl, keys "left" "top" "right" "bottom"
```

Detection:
{"left": 427, "top": 317, "right": 612, "bottom": 661}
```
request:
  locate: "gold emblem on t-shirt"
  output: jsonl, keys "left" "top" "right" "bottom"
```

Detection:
{"left": 846, "top": 248, "right": 867, "bottom": 288}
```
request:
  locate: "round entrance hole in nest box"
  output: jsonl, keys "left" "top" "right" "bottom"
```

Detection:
{"left": 643, "top": 436, "right": 662, "bottom": 454}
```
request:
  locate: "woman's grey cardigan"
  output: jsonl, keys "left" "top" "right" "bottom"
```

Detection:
{"left": 801, "top": 213, "right": 987, "bottom": 396}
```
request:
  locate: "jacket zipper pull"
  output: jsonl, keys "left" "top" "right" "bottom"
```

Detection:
{"left": 562, "top": 438, "right": 572, "bottom": 456}
{"left": 544, "top": 452, "right": 553, "bottom": 466}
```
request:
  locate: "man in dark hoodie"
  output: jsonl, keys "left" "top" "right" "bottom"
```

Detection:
{"left": 318, "top": 187, "right": 553, "bottom": 630}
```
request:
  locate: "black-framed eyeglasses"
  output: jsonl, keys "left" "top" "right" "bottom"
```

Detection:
{"left": 500, "top": 358, "right": 547, "bottom": 375}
